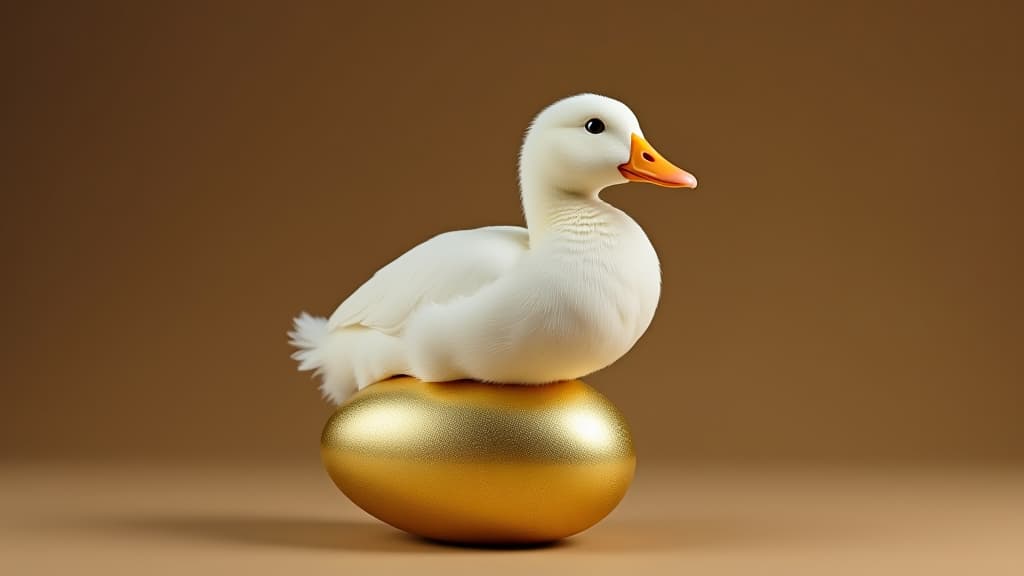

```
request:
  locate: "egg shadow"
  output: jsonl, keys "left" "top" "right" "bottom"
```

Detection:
{"left": 93, "top": 511, "right": 867, "bottom": 554}
{"left": 106, "top": 513, "right": 573, "bottom": 553}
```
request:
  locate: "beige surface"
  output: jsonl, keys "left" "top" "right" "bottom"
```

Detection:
{"left": 4, "top": 461, "right": 1023, "bottom": 575}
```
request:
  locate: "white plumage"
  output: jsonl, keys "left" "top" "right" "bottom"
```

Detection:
{"left": 290, "top": 94, "right": 697, "bottom": 404}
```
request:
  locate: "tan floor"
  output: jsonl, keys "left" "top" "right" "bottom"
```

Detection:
{"left": 3, "top": 461, "right": 1022, "bottom": 575}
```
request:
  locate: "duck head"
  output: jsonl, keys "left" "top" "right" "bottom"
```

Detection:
{"left": 519, "top": 93, "right": 697, "bottom": 195}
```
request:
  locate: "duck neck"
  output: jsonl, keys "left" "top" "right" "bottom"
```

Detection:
{"left": 520, "top": 177, "right": 612, "bottom": 246}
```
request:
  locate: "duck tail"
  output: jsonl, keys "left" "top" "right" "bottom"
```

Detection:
{"left": 289, "top": 312, "right": 329, "bottom": 368}
{"left": 288, "top": 312, "right": 342, "bottom": 402}
{"left": 289, "top": 313, "right": 407, "bottom": 404}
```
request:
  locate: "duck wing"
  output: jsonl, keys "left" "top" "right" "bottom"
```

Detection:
{"left": 327, "top": 225, "right": 529, "bottom": 335}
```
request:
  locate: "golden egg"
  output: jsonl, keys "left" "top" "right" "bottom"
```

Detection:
{"left": 321, "top": 377, "right": 635, "bottom": 544}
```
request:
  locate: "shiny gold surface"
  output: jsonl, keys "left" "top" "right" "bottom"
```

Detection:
{"left": 321, "top": 377, "right": 636, "bottom": 544}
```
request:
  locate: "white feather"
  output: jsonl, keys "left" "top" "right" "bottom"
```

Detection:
{"left": 288, "top": 312, "right": 329, "bottom": 372}
{"left": 327, "top": 226, "right": 529, "bottom": 334}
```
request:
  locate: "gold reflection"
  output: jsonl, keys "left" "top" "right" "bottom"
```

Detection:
{"left": 564, "top": 409, "right": 616, "bottom": 451}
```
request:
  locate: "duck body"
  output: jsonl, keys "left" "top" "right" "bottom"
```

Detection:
{"left": 291, "top": 94, "right": 696, "bottom": 403}
{"left": 406, "top": 200, "right": 660, "bottom": 385}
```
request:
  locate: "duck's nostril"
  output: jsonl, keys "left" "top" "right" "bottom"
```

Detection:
{"left": 642, "top": 152, "right": 655, "bottom": 162}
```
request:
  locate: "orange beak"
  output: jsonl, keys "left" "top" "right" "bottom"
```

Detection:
{"left": 618, "top": 133, "right": 697, "bottom": 188}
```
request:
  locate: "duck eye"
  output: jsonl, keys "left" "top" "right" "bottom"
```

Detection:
{"left": 584, "top": 118, "right": 605, "bottom": 134}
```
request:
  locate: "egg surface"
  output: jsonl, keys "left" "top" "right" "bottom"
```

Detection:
{"left": 321, "top": 377, "right": 635, "bottom": 544}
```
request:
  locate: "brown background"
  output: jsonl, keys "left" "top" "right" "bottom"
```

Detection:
{"left": 2, "top": 0, "right": 1022, "bottom": 464}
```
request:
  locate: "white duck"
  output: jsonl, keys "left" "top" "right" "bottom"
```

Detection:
{"left": 290, "top": 94, "right": 697, "bottom": 404}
